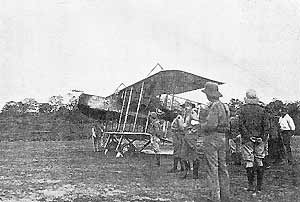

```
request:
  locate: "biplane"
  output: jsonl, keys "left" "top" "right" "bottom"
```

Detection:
{"left": 77, "top": 67, "right": 223, "bottom": 156}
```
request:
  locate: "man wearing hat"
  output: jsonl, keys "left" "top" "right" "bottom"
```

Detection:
{"left": 168, "top": 112, "right": 185, "bottom": 173}
{"left": 199, "top": 82, "right": 230, "bottom": 202}
{"left": 239, "top": 89, "right": 268, "bottom": 193}
{"left": 148, "top": 111, "right": 162, "bottom": 166}
{"left": 178, "top": 100, "right": 201, "bottom": 179}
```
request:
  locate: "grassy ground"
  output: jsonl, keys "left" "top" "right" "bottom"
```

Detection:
{"left": 0, "top": 138, "right": 300, "bottom": 202}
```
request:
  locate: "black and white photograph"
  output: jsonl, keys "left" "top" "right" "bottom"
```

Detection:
{"left": 0, "top": 0, "right": 300, "bottom": 201}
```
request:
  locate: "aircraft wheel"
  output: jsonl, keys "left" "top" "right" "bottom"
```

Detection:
{"left": 104, "top": 140, "right": 119, "bottom": 156}
{"left": 119, "top": 143, "right": 136, "bottom": 157}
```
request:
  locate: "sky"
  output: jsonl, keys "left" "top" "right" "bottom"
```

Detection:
{"left": 1, "top": 0, "right": 300, "bottom": 109}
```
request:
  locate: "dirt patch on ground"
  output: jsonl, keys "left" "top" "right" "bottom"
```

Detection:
{"left": 0, "top": 139, "right": 299, "bottom": 202}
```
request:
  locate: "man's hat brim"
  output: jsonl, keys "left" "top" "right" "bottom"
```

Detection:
{"left": 201, "top": 89, "right": 223, "bottom": 98}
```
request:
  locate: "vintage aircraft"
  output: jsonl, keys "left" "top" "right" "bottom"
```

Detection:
{"left": 77, "top": 65, "right": 223, "bottom": 156}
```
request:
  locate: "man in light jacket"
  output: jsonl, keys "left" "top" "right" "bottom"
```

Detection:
{"left": 278, "top": 107, "right": 295, "bottom": 164}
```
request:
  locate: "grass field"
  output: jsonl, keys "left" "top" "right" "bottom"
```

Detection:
{"left": 0, "top": 138, "right": 300, "bottom": 202}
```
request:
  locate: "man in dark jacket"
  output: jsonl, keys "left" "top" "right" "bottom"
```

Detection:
{"left": 239, "top": 89, "right": 268, "bottom": 193}
{"left": 265, "top": 107, "right": 283, "bottom": 165}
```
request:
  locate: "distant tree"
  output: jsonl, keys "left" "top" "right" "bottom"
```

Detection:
{"left": 23, "top": 98, "right": 36, "bottom": 104}
{"left": 56, "top": 105, "right": 69, "bottom": 116}
{"left": 286, "top": 102, "right": 299, "bottom": 116}
{"left": 65, "top": 93, "right": 78, "bottom": 111}
{"left": 266, "top": 100, "right": 284, "bottom": 116}
{"left": 1, "top": 101, "right": 21, "bottom": 115}
{"left": 49, "top": 95, "right": 64, "bottom": 112}
{"left": 22, "top": 98, "right": 39, "bottom": 113}
{"left": 39, "top": 103, "right": 53, "bottom": 113}
{"left": 288, "top": 101, "right": 300, "bottom": 136}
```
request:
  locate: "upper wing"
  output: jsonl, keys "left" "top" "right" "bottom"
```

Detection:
{"left": 107, "top": 70, "right": 224, "bottom": 99}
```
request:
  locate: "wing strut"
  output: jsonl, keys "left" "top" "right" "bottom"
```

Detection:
{"left": 117, "top": 90, "right": 127, "bottom": 131}
{"left": 133, "top": 82, "right": 144, "bottom": 132}
{"left": 115, "top": 87, "right": 133, "bottom": 156}
{"left": 146, "top": 63, "right": 164, "bottom": 77}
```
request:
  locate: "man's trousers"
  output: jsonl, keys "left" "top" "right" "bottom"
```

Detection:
{"left": 280, "top": 130, "right": 293, "bottom": 163}
{"left": 203, "top": 133, "right": 230, "bottom": 202}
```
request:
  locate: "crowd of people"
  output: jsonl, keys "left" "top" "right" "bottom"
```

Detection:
{"left": 162, "top": 82, "right": 231, "bottom": 202}
{"left": 151, "top": 82, "right": 296, "bottom": 202}
{"left": 91, "top": 81, "right": 297, "bottom": 202}
{"left": 228, "top": 96, "right": 296, "bottom": 169}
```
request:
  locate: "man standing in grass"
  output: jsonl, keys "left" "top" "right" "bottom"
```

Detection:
{"left": 91, "top": 121, "right": 105, "bottom": 152}
{"left": 148, "top": 112, "right": 162, "bottom": 166}
{"left": 168, "top": 112, "right": 185, "bottom": 173}
{"left": 239, "top": 89, "right": 268, "bottom": 194}
{"left": 179, "top": 101, "right": 200, "bottom": 179}
{"left": 279, "top": 107, "right": 296, "bottom": 165}
{"left": 200, "top": 82, "right": 230, "bottom": 202}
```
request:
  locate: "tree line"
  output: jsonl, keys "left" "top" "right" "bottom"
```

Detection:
{"left": 1, "top": 95, "right": 299, "bottom": 137}
{"left": 1, "top": 94, "right": 77, "bottom": 115}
